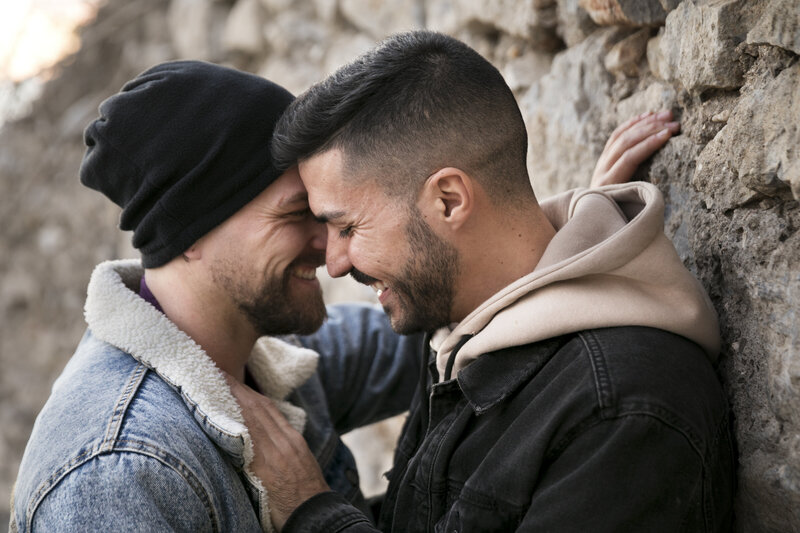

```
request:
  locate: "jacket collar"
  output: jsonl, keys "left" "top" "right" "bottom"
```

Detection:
{"left": 84, "top": 259, "right": 318, "bottom": 531}
{"left": 457, "top": 336, "right": 567, "bottom": 414}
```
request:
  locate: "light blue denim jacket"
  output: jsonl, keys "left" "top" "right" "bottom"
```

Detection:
{"left": 10, "top": 260, "right": 422, "bottom": 532}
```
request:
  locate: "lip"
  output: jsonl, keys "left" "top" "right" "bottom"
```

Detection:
{"left": 369, "top": 280, "right": 389, "bottom": 303}
{"left": 290, "top": 264, "right": 321, "bottom": 286}
{"left": 377, "top": 286, "right": 390, "bottom": 304}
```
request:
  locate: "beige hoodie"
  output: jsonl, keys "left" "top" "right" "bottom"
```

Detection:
{"left": 431, "top": 182, "right": 720, "bottom": 378}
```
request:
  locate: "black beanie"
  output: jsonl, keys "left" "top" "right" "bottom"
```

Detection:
{"left": 80, "top": 60, "right": 295, "bottom": 268}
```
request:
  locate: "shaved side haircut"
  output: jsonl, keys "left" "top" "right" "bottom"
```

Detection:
{"left": 272, "top": 30, "right": 535, "bottom": 208}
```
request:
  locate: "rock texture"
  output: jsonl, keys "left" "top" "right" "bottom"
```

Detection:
{"left": 1, "top": 0, "right": 798, "bottom": 530}
{"left": 580, "top": 0, "right": 681, "bottom": 26}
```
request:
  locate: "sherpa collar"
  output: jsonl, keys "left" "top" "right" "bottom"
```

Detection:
{"left": 84, "top": 259, "right": 319, "bottom": 532}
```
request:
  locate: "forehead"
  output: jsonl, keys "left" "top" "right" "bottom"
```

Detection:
{"left": 298, "top": 149, "right": 387, "bottom": 215}
{"left": 259, "top": 166, "right": 307, "bottom": 207}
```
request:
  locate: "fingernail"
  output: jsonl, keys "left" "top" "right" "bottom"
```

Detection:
{"left": 656, "top": 110, "right": 672, "bottom": 120}
{"left": 666, "top": 121, "right": 680, "bottom": 130}
{"left": 657, "top": 128, "right": 670, "bottom": 137}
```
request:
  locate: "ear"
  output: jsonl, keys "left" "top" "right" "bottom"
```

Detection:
{"left": 182, "top": 241, "right": 202, "bottom": 261}
{"left": 418, "top": 167, "right": 474, "bottom": 230}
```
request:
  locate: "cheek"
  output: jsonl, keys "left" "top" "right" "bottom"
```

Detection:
{"left": 255, "top": 225, "right": 307, "bottom": 268}
{"left": 349, "top": 237, "right": 399, "bottom": 274}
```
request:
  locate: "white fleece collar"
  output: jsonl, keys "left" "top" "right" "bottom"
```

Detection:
{"left": 84, "top": 259, "right": 319, "bottom": 532}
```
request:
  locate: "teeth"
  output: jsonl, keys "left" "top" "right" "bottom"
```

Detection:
{"left": 292, "top": 267, "right": 317, "bottom": 280}
{"left": 371, "top": 281, "right": 388, "bottom": 297}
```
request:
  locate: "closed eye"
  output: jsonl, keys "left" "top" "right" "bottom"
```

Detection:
{"left": 338, "top": 225, "right": 354, "bottom": 238}
{"left": 287, "top": 208, "right": 312, "bottom": 218}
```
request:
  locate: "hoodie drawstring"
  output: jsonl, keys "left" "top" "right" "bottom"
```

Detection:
{"left": 444, "top": 335, "right": 474, "bottom": 382}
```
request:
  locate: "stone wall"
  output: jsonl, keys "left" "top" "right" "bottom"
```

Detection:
{"left": 1, "top": 0, "right": 798, "bottom": 530}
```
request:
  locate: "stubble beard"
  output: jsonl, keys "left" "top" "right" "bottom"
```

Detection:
{"left": 388, "top": 211, "right": 460, "bottom": 335}
{"left": 212, "top": 259, "right": 327, "bottom": 337}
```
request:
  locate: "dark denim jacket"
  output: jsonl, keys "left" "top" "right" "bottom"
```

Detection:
{"left": 285, "top": 326, "right": 735, "bottom": 532}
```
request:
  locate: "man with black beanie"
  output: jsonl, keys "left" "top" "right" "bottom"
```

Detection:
{"left": 10, "top": 61, "right": 423, "bottom": 533}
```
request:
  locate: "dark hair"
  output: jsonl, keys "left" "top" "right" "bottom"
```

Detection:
{"left": 272, "top": 30, "right": 533, "bottom": 206}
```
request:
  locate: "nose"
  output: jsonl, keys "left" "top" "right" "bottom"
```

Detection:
{"left": 309, "top": 219, "right": 327, "bottom": 252}
{"left": 325, "top": 231, "right": 353, "bottom": 278}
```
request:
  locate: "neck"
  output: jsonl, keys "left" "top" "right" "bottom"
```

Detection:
{"left": 144, "top": 264, "right": 256, "bottom": 383}
{"left": 452, "top": 202, "right": 555, "bottom": 323}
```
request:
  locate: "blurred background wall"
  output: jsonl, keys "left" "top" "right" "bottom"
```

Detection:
{"left": 1, "top": 0, "right": 798, "bottom": 530}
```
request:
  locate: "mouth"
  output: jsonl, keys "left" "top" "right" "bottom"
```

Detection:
{"left": 350, "top": 268, "right": 389, "bottom": 302}
{"left": 290, "top": 265, "right": 319, "bottom": 281}
{"left": 370, "top": 281, "right": 390, "bottom": 303}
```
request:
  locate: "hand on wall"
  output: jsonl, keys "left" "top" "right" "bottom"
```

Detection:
{"left": 590, "top": 110, "right": 680, "bottom": 187}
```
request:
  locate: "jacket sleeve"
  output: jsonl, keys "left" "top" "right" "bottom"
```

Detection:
{"left": 518, "top": 414, "right": 713, "bottom": 532}
{"left": 290, "top": 303, "right": 425, "bottom": 433}
{"left": 27, "top": 453, "right": 218, "bottom": 533}
{"left": 282, "top": 491, "right": 380, "bottom": 533}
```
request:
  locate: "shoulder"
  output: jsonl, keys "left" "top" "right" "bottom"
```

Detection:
{"left": 557, "top": 327, "right": 729, "bottom": 452}
{"left": 21, "top": 451, "right": 216, "bottom": 533}
{"left": 15, "top": 335, "right": 221, "bottom": 523}
{"left": 573, "top": 326, "right": 724, "bottom": 408}
{"left": 498, "top": 327, "right": 728, "bottom": 444}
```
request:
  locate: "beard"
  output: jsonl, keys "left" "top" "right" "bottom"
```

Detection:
{"left": 352, "top": 209, "right": 459, "bottom": 335}
{"left": 212, "top": 255, "right": 327, "bottom": 336}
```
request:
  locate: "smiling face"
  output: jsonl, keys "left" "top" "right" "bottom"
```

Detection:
{"left": 198, "top": 166, "right": 327, "bottom": 335}
{"left": 299, "top": 149, "right": 459, "bottom": 334}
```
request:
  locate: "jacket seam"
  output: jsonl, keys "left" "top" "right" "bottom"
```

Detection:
{"left": 701, "top": 403, "right": 731, "bottom": 530}
{"left": 546, "top": 409, "right": 705, "bottom": 473}
{"left": 27, "top": 446, "right": 97, "bottom": 523}
{"left": 425, "top": 399, "right": 468, "bottom": 531}
{"left": 316, "top": 431, "right": 340, "bottom": 471}
{"left": 456, "top": 483, "right": 527, "bottom": 513}
{"left": 26, "top": 443, "right": 220, "bottom": 533}
{"left": 327, "top": 511, "right": 372, "bottom": 532}
{"left": 578, "top": 330, "right": 613, "bottom": 409}
{"left": 101, "top": 362, "right": 148, "bottom": 451}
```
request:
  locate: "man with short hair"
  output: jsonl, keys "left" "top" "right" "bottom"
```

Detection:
{"left": 10, "top": 60, "right": 422, "bottom": 533}
{"left": 233, "top": 31, "right": 735, "bottom": 532}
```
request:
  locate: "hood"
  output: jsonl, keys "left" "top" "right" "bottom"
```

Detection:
{"left": 84, "top": 259, "right": 319, "bottom": 532}
{"left": 432, "top": 182, "right": 720, "bottom": 378}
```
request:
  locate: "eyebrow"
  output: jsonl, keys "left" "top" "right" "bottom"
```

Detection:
{"left": 314, "top": 210, "right": 347, "bottom": 224}
{"left": 277, "top": 191, "right": 308, "bottom": 209}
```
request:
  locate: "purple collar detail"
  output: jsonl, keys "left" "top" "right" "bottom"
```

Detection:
{"left": 139, "top": 276, "right": 164, "bottom": 314}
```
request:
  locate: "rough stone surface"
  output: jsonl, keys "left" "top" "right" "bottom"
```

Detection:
{"left": 659, "top": 0, "right": 760, "bottom": 92}
{"left": 694, "top": 60, "right": 800, "bottom": 208}
{"left": 519, "top": 27, "right": 618, "bottom": 196}
{"left": 503, "top": 48, "right": 553, "bottom": 90}
{"left": 604, "top": 27, "right": 651, "bottom": 77}
{"left": 580, "top": 0, "right": 680, "bottom": 26}
{"left": 747, "top": 0, "right": 800, "bottom": 56}
{"left": 2, "top": 0, "right": 799, "bottom": 531}
{"left": 427, "top": 0, "right": 561, "bottom": 50}
{"left": 223, "top": 0, "right": 265, "bottom": 55}
{"left": 168, "top": 0, "right": 216, "bottom": 59}
{"left": 340, "top": 0, "right": 424, "bottom": 40}
{"left": 556, "top": 0, "right": 598, "bottom": 46}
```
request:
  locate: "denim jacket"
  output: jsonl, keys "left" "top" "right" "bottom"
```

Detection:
{"left": 10, "top": 260, "right": 422, "bottom": 532}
